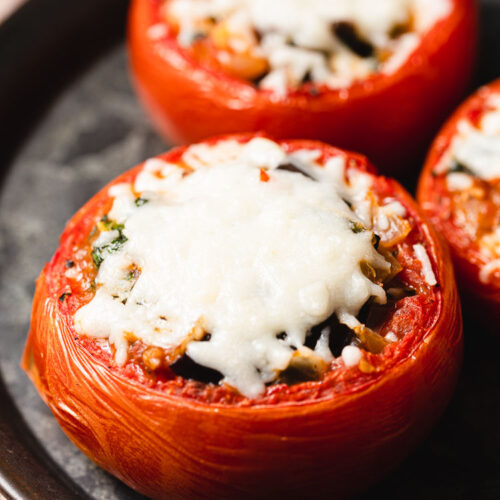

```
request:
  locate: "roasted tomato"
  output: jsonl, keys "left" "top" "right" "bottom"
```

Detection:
{"left": 24, "top": 135, "right": 462, "bottom": 499}
{"left": 127, "top": 0, "right": 477, "bottom": 173}
{"left": 417, "top": 78, "right": 500, "bottom": 327}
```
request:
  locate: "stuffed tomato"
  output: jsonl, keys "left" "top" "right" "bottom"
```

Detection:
{"left": 128, "top": 0, "right": 477, "bottom": 173}
{"left": 418, "top": 78, "right": 500, "bottom": 327}
{"left": 24, "top": 135, "right": 461, "bottom": 499}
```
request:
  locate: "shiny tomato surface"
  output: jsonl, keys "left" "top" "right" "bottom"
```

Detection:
{"left": 417, "top": 78, "right": 500, "bottom": 327}
{"left": 127, "top": 0, "right": 477, "bottom": 174}
{"left": 24, "top": 136, "right": 462, "bottom": 499}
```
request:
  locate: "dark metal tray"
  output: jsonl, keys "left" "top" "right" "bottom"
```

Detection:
{"left": 0, "top": 1, "right": 499, "bottom": 498}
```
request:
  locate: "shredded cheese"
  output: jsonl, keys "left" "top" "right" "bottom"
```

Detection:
{"left": 479, "top": 258, "right": 500, "bottom": 284}
{"left": 413, "top": 244, "right": 437, "bottom": 286}
{"left": 74, "top": 138, "right": 408, "bottom": 397}
{"left": 341, "top": 345, "right": 362, "bottom": 367}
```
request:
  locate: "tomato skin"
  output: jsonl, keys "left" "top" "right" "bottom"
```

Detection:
{"left": 23, "top": 136, "right": 462, "bottom": 499}
{"left": 417, "top": 78, "right": 500, "bottom": 328}
{"left": 127, "top": 0, "right": 477, "bottom": 174}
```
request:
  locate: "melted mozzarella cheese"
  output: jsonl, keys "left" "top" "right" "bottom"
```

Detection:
{"left": 166, "top": 0, "right": 451, "bottom": 91}
{"left": 75, "top": 138, "right": 391, "bottom": 398}
{"left": 443, "top": 95, "right": 500, "bottom": 181}
{"left": 413, "top": 244, "right": 437, "bottom": 286}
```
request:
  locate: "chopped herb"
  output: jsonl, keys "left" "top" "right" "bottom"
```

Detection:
{"left": 134, "top": 197, "right": 149, "bottom": 207}
{"left": 92, "top": 215, "right": 128, "bottom": 268}
{"left": 350, "top": 221, "right": 365, "bottom": 233}
{"left": 126, "top": 271, "right": 135, "bottom": 281}
{"left": 99, "top": 214, "right": 124, "bottom": 232}
{"left": 107, "top": 233, "right": 128, "bottom": 252}
{"left": 91, "top": 247, "right": 105, "bottom": 268}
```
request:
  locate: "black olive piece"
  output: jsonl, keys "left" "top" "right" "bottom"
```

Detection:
{"left": 373, "top": 234, "right": 381, "bottom": 250}
{"left": 275, "top": 360, "right": 321, "bottom": 386}
{"left": 301, "top": 70, "right": 312, "bottom": 84}
{"left": 253, "top": 27, "right": 263, "bottom": 43}
{"left": 276, "top": 162, "right": 316, "bottom": 180}
{"left": 448, "top": 159, "right": 474, "bottom": 176}
{"left": 65, "top": 260, "right": 75, "bottom": 268}
{"left": 170, "top": 354, "right": 223, "bottom": 385}
{"left": 58, "top": 292, "right": 71, "bottom": 303}
{"left": 332, "top": 21, "right": 374, "bottom": 58}
{"left": 277, "top": 332, "right": 297, "bottom": 351}
{"left": 304, "top": 314, "right": 357, "bottom": 358}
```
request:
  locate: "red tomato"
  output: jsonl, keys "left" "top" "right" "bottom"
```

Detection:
{"left": 23, "top": 136, "right": 462, "bottom": 499}
{"left": 417, "top": 78, "right": 500, "bottom": 328}
{"left": 127, "top": 0, "right": 477, "bottom": 174}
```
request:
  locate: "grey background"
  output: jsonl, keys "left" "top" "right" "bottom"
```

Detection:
{"left": 1, "top": 1, "right": 500, "bottom": 498}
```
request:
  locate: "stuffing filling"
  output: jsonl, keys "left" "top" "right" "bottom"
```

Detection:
{"left": 434, "top": 94, "right": 500, "bottom": 283}
{"left": 155, "top": 0, "right": 451, "bottom": 93}
{"left": 73, "top": 138, "right": 435, "bottom": 397}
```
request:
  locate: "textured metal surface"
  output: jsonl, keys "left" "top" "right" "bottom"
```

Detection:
{"left": 0, "top": 1, "right": 499, "bottom": 499}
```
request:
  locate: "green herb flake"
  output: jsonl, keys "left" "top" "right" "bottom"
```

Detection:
{"left": 349, "top": 221, "right": 365, "bottom": 234}
{"left": 134, "top": 197, "right": 149, "bottom": 207}
{"left": 91, "top": 247, "right": 104, "bottom": 268}
{"left": 91, "top": 215, "right": 128, "bottom": 268}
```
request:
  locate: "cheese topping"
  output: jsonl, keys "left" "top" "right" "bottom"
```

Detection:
{"left": 439, "top": 95, "right": 500, "bottom": 181}
{"left": 413, "top": 244, "right": 437, "bottom": 286}
{"left": 74, "top": 138, "right": 412, "bottom": 398}
{"left": 162, "top": 0, "right": 451, "bottom": 92}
